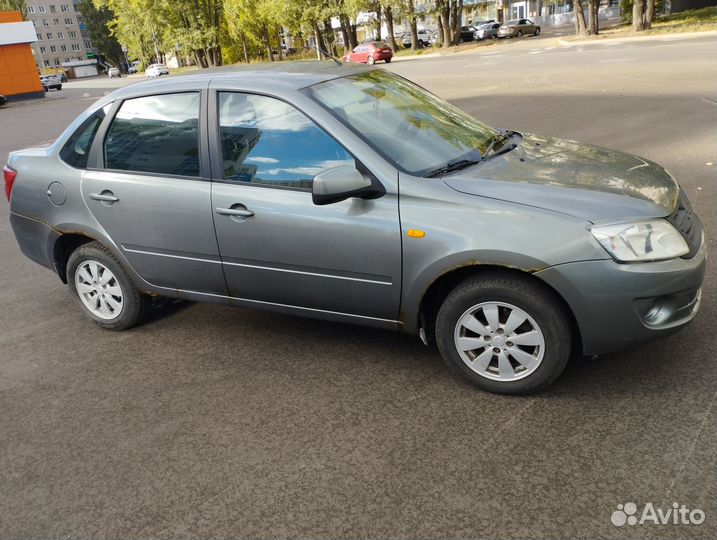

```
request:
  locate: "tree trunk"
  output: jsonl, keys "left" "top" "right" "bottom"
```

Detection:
{"left": 440, "top": 2, "right": 451, "bottom": 48}
{"left": 450, "top": 0, "right": 463, "bottom": 46}
{"left": 264, "top": 26, "right": 274, "bottom": 61}
{"left": 312, "top": 19, "right": 327, "bottom": 58}
{"left": 410, "top": 13, "right": 419, "bottom": 50}
{"left": 277, "top": 28, "right": 284, "bottom": 61}
{"left": 385, "top": 6, "right": 398, "bottom": 51}
{"left": 645, "top": 0, "right": 655, "bottom": 28}
{"left": 573, "top": 0, "right": 588, "bottom": 35}
{"left": 241, "top": 34, "right": 250, "bottom": 63}
{"left": 339, "top": 14, "right": 351, "bottom": 53}
{"left": 633, "top": 0, "right": 647, "bottom": 31}
{"left": 587, "top": 0, "right": 599, "bottom": 35}
{"left": 374, "top": 5, "right": 382, "bottom": 40}
{"left": 323, "top": 19, "right": 337, "bottom": 56}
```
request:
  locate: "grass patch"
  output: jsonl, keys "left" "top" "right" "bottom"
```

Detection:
{"left": 564, "top": 7, "right": 716, "bottom": 40}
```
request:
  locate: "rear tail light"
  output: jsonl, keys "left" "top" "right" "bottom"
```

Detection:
{"left": 3, "top": 165, "right": 17, "bottom": 202}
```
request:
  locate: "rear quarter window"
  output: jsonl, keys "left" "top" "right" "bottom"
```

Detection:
{"left": 59, "top": 104, "right": 111, "bottom": 169}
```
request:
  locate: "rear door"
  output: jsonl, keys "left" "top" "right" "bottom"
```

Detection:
{"left": 82, "top": 87, "right": 227, "bottom": 295}
{"left": 209, "top": 89, "right": 402, "bottom": 322}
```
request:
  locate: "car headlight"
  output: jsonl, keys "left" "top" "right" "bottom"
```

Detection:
{"left": 589, "top": 220, "right": 689, "bottom": 262}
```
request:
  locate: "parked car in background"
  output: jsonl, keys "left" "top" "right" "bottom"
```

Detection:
{"left": 475, "top": 22, "right": 501, "bottom": 40}
{"left": 5, "top": 65, "right": 705, "bottom": 395}
{"left": 127, "top": 61, "right": 140, "bottom": 74}
{"left": 344, "top": 41, "right": 393, "bottom": 64}
{"left": 402, "top": 29, "right": 432, "bottom": 48}
{"left": 458, "top": 26, "right": 477, "bottom": 43}
{"left": 428, "top": 29, "right": 440, "bottom": 46}
{"left": 40, "top": 75, "right": 62, "bottom": 91}
{"left": 145, "top": 63, "right": 169, "bottom": 77}
{"left": 0, "top": 94, "right": 7, "bottom": 107}
{"left": 108, "top": 67, "right": 121, "bottom": 78}
{"left": 498, "top": 19, "right": 541, "bottom": 38}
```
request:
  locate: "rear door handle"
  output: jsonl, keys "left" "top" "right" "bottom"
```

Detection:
{"left": 89, "top": 192, "right": 119, "bottom": 203}
{"left": 215, "top": 207, "right": 254, "bottom": 218}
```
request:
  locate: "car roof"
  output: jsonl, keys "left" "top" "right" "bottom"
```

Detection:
{"left": 107, "top": 62, "right": 369, "bottom": 101}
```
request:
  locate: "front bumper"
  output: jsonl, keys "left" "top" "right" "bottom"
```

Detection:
{"left": 535, "top": 239, "right": 707, "bottom": 356}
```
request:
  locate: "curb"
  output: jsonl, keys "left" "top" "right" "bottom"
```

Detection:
{"left": 558, "top": 29, "right": 717, "bottom": 47}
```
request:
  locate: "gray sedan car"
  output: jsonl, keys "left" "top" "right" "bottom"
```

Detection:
{"left": 5, "top": 64, "right": 705, "bottom": 394}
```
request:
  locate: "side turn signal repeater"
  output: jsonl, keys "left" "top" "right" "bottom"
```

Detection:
{"left": 407, "top": 229, "right": 426, "bottom": 238}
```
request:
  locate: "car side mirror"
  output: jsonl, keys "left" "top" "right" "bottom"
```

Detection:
{"left": 312, "top": 164, "right": 384, "bottom": 206}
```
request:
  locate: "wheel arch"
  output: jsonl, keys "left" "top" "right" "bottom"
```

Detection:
{"left": 53, "top": 232, "right": 96, "bottom": 283}
{"left": 414, "top": 264, "right": 583, "bottom": 354}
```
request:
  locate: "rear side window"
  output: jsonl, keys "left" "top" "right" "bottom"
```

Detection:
{"left": 59, "top": 104, "right": 111, "bottom": 169}
{"left": 104, "top": 92, "right": 200, "bottom": 177}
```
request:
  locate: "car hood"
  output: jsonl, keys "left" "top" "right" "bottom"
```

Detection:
{"left": 443, "top": 133, "right": 679, "bottom": 223}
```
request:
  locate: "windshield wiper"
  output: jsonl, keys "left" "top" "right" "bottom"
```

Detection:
{"left": 478, "top": 130, "right": 519, "bottom": 164}
{"left": 424, "top": 159, "right": 481, "bottom": 178}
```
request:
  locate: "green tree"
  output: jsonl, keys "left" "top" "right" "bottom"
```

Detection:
{"left": 0, "top": 0, "right": 26, "bottom": 17}
{"left": 77, "top": 0, "right": 125, "bottom": 68}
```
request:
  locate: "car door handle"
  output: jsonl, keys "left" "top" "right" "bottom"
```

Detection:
{"left": 89, "top": 192, "right": 119, "bottom": 203}
{"left": 215, "top": 207, "right": 254, "bottom": 218}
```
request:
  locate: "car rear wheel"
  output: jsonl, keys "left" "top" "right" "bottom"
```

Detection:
{"left": 367, "top": 56, "right": 375, "bottom": 65}
{"left": 67, "top": 241, "right": 150, "bottom": 330}
{"left": 385, "top": 58, "right": 391, "bottom": 63}
{"left": 435, "top": 272, "right": 571, "bottom": 395}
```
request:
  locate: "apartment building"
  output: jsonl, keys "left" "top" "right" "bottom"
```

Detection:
{"left": 25, "top": 0, "right": 95, "bottom": 69}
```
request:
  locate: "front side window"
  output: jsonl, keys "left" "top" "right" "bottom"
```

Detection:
{"left": 105, "top": 92, "right": 200, "bottom": 177}
{"left": 304, "top": 70, "right": 498, "bottom": 176}
{"left": 60, "top": 104, "right": 111, "bottom": 169}
{"left": 218, "top": 92, "right": 353, "bottom": 190}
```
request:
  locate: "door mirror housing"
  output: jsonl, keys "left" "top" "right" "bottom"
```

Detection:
{"left": 312, "top": 164, "right": 385, "bottom": 205}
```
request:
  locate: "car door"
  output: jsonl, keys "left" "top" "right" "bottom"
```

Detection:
{"left": 209, "top": 90, "right": 402, "bottom": 322}
{"left": 82, "top": 88, "right": 227, "bottom": 295}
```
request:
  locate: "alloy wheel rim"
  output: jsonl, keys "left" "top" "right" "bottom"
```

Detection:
{"left": 453, "top": 301, "right": 545, "bottom": 382}
{"left": 74, "top": 260, "right": 123, "bottom": 320}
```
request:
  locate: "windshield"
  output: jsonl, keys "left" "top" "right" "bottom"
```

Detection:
{"left": 304, "top": 70, "right": 499, "bottom": 176}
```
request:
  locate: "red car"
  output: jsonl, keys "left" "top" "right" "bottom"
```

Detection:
{"left": 343, "top": 41, "right": 393, "bottom": 65}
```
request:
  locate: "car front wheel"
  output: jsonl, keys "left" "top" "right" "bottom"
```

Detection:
{"left": 435, "top": 272, "right": 571, "bottom": 395}
{"left": 535, "top": 27, "right": 541, "bottom": 35}
{"left": 67, "top": 241, "right": 150, "bottom": 330}
{"left": 367, "top": 56, "right": 375, "bottom": 65}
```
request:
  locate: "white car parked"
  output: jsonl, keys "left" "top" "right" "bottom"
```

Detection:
{"left": 107, "top": 67, "right": 121, "bottom": 78}
{"left": 145, "top": 63, "right": 169, "bottom": 78}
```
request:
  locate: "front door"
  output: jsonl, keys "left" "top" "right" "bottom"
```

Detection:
{"left": 210, "top": 91, "right": 402, "bottom": 321}
{"left": 83, "top": 91, "right": 226, "bottom": 295}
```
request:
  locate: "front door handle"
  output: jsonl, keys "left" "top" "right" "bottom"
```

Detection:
{"left": 89, "top": 192, "right": 119, "bottom": 203}
{"left": 215, "top": 207, "right": 254, "bottom": 218}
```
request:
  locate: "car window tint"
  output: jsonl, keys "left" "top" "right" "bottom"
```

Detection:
{"left": 104, "top": 92, "right": 200, "bottom": 177}
{"left": 218, "top": 92, "right": 353, "bottom": 190}
{"left": 60, "top": 103, "right": 111, "bottom": 169}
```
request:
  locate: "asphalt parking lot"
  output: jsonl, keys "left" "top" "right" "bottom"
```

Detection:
{"left": 0, "top": 33, "right": 715, "bottom": 539}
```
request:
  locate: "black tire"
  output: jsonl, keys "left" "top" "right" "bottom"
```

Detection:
{"left": 517, "top": 30, "right": 524, "bottom": 37}
{"left": 385, "top": 57, "right": 391, "bottom": 63}
{"left": 435, "top": 272, "right": 571, "bottom": 395}
{"left": 535, "top": 27, "right": 541, "bottom": 36}
{"left": 67, "top": 241, "right": 150, "bottom": 330}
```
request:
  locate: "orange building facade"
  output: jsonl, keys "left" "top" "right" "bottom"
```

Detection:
{"left": 0, "top": 11, "right": 43, "bottom": 99}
